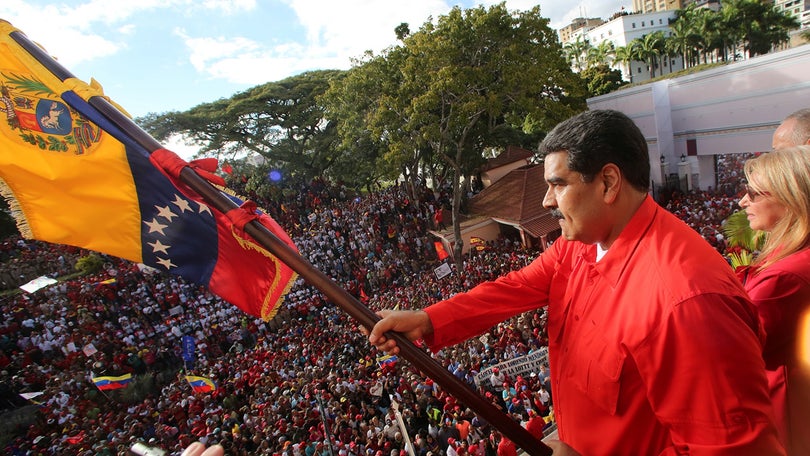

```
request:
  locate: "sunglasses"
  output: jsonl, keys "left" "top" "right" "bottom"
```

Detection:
{"left": 743, "top": 184, "right": 770, "bottom": 202}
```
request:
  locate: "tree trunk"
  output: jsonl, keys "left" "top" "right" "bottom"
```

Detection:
{"left": 451, "top": 163, "right": 464, "bottom": 271}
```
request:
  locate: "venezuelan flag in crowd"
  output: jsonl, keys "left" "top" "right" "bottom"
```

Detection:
{"left": 185, "top": 375, "right": 217, "bottom": 393}
{"left": 91, "top": 373, "right": 133, "bottom": 391}
{"left": 0, "top": 20, "right": 297, "bottom": 320}
{"left": 376, "top": 354, "right": 399, "bottom": 367}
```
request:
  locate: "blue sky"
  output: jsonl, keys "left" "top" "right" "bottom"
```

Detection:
{"left": 2, "top": 1, "right": 628, "bottom": 158}
{"left": 2, "top": 1, "right": 628, "bottom": 117}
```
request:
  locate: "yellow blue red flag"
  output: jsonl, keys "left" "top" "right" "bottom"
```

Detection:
{"left": 0, "top": 20, "right": 297, "bottom": 320}
{"left": 91, "top": 374, "right": 133, "bottom": 391}
{"left": 185, "top": 375, "right": 216, "bottom": 394}
{"left": 376, "top": 354, "right": 399, "bottom": 367}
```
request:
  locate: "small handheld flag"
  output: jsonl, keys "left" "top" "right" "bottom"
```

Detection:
{"left": 376, "top": 354, "right": 399, "bottom": 367}
{"left": 91, "top": 373, "right": 133, "bottom": 391}
{"left": 185, "top": 375, "right": 216, "bottom": 394}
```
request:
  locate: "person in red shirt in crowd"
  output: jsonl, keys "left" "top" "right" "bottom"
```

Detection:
{"left": 524, "top": 410, "right": 546, "bottom": 440}
{"left": 737, "top": 144, "right": 810, "bottom": 455}
{"left": 367, "top": 110, "right": 783, "bottom": 455}
{"left": 494, "top": 431, "right": 516, "bottom": 456}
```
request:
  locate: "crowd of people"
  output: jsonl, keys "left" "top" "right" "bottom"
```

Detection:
{"left": 0, "top": 177, "right": 555, "bottom": 456}
{"left": 0, "top": 146, "right": 773, "bottom": 455}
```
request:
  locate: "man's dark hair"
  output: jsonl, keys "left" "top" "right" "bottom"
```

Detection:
{"left": 539, "top": 109, "right": 650, "bottom": 192}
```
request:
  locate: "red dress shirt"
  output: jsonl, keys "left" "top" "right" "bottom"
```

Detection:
{"left": 425, "top": 196, "right": 783, "bottom": 455}
{"left": 741, "top": 247, "right": 810, "bottom": 455}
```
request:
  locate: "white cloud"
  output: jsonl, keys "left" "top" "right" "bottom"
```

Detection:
{"left": 118, "top": 24, "right": 137, "bottom": 36}
{"left": 177, "top": 28, "right": 345, "bottom": 84}
{"left": 201, "top": 0, "right": 257, "bottom": 14}
{"left": 177, "top": 0, "right": 463, "bottom": 85}
{"left": 0, "top": 0, "right": 257, "bottom": 67}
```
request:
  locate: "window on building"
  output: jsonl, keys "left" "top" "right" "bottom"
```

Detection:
{"left": 641, "top": 21, "right": 645, "bottom": 26}
{"left": 638, "top": 67, "right": 642, "bottom": 73}
{"left": 632, "top": 22, "right": 636, "bottom": 28}
{"left": 609, "top": 30, "right": 613, "bottom": 36}
{"left": 659, "top": 19, "right": 663, "bottom": 24}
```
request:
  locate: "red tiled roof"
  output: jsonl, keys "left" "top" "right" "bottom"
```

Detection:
{"left": 521, "top": 213, "right": 561, "bottom": 238}
{"left": 467, "top": 164, "right": 559, "bottom": 238}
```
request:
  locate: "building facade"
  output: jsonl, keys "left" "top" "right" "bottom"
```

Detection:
{"left": 774, "top": 0, "right": 810, "bottom": 29}
{"left": 633, "top": 0, "right": 683, "bottom": 13}
{"left": 557, "top": 17, "right": 604, "bottom": 43}
{"left": 587, "top": 45, "right": 810, "bottom": 192}
{"left": 561, "top": 10, "right": 685, "bottom": 83}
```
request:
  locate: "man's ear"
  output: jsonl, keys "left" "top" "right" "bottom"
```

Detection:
{"left": 601, "top": 163, "right": 621, "bottom": 203}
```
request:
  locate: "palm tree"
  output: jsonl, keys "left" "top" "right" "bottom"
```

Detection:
{"left": 637, "top": 31, "right": 665, "bottom": 79}
{"left": 720, "top": 0, "right": 799, "bottom": 59}
{"left": 719, "top": 0, "right": 746, "bottom": 60}
{"left": 585, "top": 40, "right": 615, "bottom": 70}
{"left": 613, "top": 45, "right": 635, "bottom": 83}
{"left": 667, "top": 18, "right": 694, "bottom": 69}
{"left": 563, "top": 35, "right": 591, "bottom": 72}
{"left": 693, "top": 8, "right": 720, "bottom": 64}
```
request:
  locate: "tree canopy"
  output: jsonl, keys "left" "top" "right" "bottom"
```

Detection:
{"left": 138, "top": 3, "right": 587, "bottom": 264}
{"left": 139, "top": 70, "right": 344, "bottom": 182}
{"left": 323, "top": 2, "right": 585, "bottom": 263}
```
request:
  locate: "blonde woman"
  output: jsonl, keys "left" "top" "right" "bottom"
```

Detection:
{"left": 738, "top": 145, "right": 810, "bottom": 456}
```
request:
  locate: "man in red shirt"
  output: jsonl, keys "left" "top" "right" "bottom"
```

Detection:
{"left": 367, "top": 110, "right": 784, "bottom": 455}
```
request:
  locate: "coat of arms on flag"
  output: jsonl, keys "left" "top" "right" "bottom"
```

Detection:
{"left": 0, "top": 19, "right": 298, "bottom": 320}
{"left": 0, "top": 75, "right": 102, "bottom": 155}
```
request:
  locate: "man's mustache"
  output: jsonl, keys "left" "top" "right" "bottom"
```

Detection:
{"left": 550, "top": 209, "right": 563, "bottom": 219}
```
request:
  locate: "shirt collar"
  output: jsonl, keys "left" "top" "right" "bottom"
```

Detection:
{"left": 592, "top": 195, "right": 658, "bottom": 286}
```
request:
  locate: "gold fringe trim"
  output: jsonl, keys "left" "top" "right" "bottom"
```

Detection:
{"left": 229, "top": 223, "right": 298, "bottom": 321}
{"left": 0, "top": 177, "right": 33, "bottom": 239}
{"left": 217, "top": 185, "right": 299, "bottom": 321}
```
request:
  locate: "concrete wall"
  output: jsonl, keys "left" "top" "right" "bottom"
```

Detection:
{"left": 588, "top": 44, "right": 810, "bottom": 191}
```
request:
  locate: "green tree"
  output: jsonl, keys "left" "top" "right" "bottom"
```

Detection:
{"left": 75, "top": 253, "right": 104, "bottom": 274}
{"left": 563, "top": 35, "right": 591, "bottom": 72}
{"left": 580, "top": 64, "right": 627, "bottom": 97}
{"left": 721, "top": 0, "right": 798, "bottom": 58}
{"left": 322, "top": 46, "right": 428, "bottom": 194}
{"left": 586, "top": 40, "right": 615, "bottom": 70}
{"left": 138, "top": 70, "right": 344, "bottom": 182}
{"left": 414, "top": 4, "right": 584, "bottom": 263}
{"left": 613, "top": 44, "right": 638, "bottom": 83}
{"left": 666, "top": 17, "right": 695, "bottom": 69}
{"left": 642, "top": 31, "right": 666, "bottom": 78}
{"left": 329, "top": 3, "right": 585, "bottom": 265}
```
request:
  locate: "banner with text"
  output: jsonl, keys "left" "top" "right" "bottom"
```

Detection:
{"left": 474, "top": 348, "right": 548, "bottom": 387}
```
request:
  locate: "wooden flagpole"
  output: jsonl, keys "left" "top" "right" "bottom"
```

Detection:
{"left": 10, "top": 28, "right": 552, "bottom": 456}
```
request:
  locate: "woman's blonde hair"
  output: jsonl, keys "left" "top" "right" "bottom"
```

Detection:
{"left": 744, "top": 145, "right": 810, "bottom": 269}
